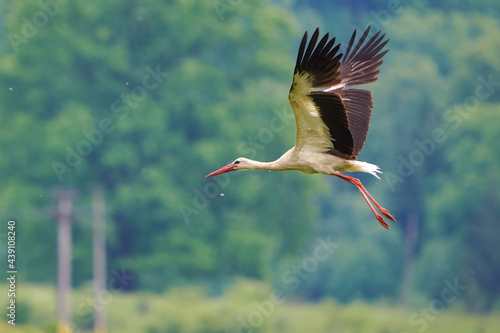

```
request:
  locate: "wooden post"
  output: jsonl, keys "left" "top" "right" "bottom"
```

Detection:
{"left": 55, "top": 190, "right": 74, "bottom": 333}
{"left": 92, "top": 185, "right": 107, "bottom": 333}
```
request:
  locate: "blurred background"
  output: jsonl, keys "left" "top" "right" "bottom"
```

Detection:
{"left": 0, "top": 0, "right": 499, "bottom": 332}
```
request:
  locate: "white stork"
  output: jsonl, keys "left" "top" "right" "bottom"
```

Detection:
{"left": 206, "top": 27, "right": 396, "bottom": 229}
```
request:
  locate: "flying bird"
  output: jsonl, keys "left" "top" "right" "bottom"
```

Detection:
{"left": 206, "top": 27, "right": 395, "bottom": 229}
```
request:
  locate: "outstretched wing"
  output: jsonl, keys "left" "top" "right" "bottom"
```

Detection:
{"left": 288, "top": 26, "right": 389, "bottom": 159}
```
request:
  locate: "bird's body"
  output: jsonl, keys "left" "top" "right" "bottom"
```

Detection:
{"left": 207, "top": 27, "right": 396, "bottom": 229}
{"left": 233, "top": 149, "right": 379, "bottom": 176}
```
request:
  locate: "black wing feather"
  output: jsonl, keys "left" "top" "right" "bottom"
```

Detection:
{"left": 309, "top": 92, "right": 354, "bottom": 158}
{"left": 295, "top": 32, "right": 308, "bottom": 68}
{"left": 294, "top": 28, "right": 343, "bottom": 88}
{"left": 338, "top": 89, "right": 373, "bottom": 156}
{"left": 339, "top": 26, "right": 389, "bottom": 86}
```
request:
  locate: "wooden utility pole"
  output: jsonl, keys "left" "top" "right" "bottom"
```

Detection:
{"left": 55, "top": 190, "right": 74, "bottom": 333}
{"left": 92, "top": 185, "right": 107, "bottom": 333}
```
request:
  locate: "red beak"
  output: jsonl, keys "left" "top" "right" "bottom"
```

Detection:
{"left": 206, "top": 163, "right": 235, "bottom": 178}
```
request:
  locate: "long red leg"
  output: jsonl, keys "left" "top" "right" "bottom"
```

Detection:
{"left": 356, "top": 184, "right": 390, "bottom": 229}
{"left": 335, "top": 173, "right": 396, "bottom": 229}
{"left": 357, "top": 182, "right": 396, "bottom": 222}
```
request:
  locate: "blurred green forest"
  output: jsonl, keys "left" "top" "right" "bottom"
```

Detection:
{"left": 0, "top": 0, "right": 499, "bottom": 331}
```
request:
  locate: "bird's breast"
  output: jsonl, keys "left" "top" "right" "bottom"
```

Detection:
{"left": 292, "top": 148, "right": 350, "bottom": 175}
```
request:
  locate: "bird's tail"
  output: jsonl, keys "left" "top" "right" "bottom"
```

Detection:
{"left": 347, "top": 160, "right": 382, "bottom": 179}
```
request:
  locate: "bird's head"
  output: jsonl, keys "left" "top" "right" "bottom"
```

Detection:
{"left": 206, "top": 158, "right": 253, "bottom": 178}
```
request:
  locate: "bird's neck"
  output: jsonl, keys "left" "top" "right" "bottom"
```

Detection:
{"left": 247, "top": 159, "right": 285, "bottom": 171}
{"left": 247, "top": 150, "right": 293, "bottom": 171}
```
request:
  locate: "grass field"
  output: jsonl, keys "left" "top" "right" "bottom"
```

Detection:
{"left": 1, "top": 279, "right": 498, "bottom": 333}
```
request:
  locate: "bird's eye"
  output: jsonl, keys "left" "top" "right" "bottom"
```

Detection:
{"left": 234, "top": 160, "right": 241, "bottom": 165}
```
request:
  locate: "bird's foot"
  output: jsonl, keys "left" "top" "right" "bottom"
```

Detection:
{"left": 376, "top": 215, "right": 390, "bottom": 230}
{"left": 379, "top": 208, "right": 396, "bottom": 222}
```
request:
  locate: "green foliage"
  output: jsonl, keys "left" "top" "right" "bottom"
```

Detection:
{"left": 0, "top": 0, "right": 315, "bottom": 291}
{"left": 423, "top": 103, "right": 500, "bottom": 310}
{"left": 0, "top": 0, "right": 499, "bottom": 318}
